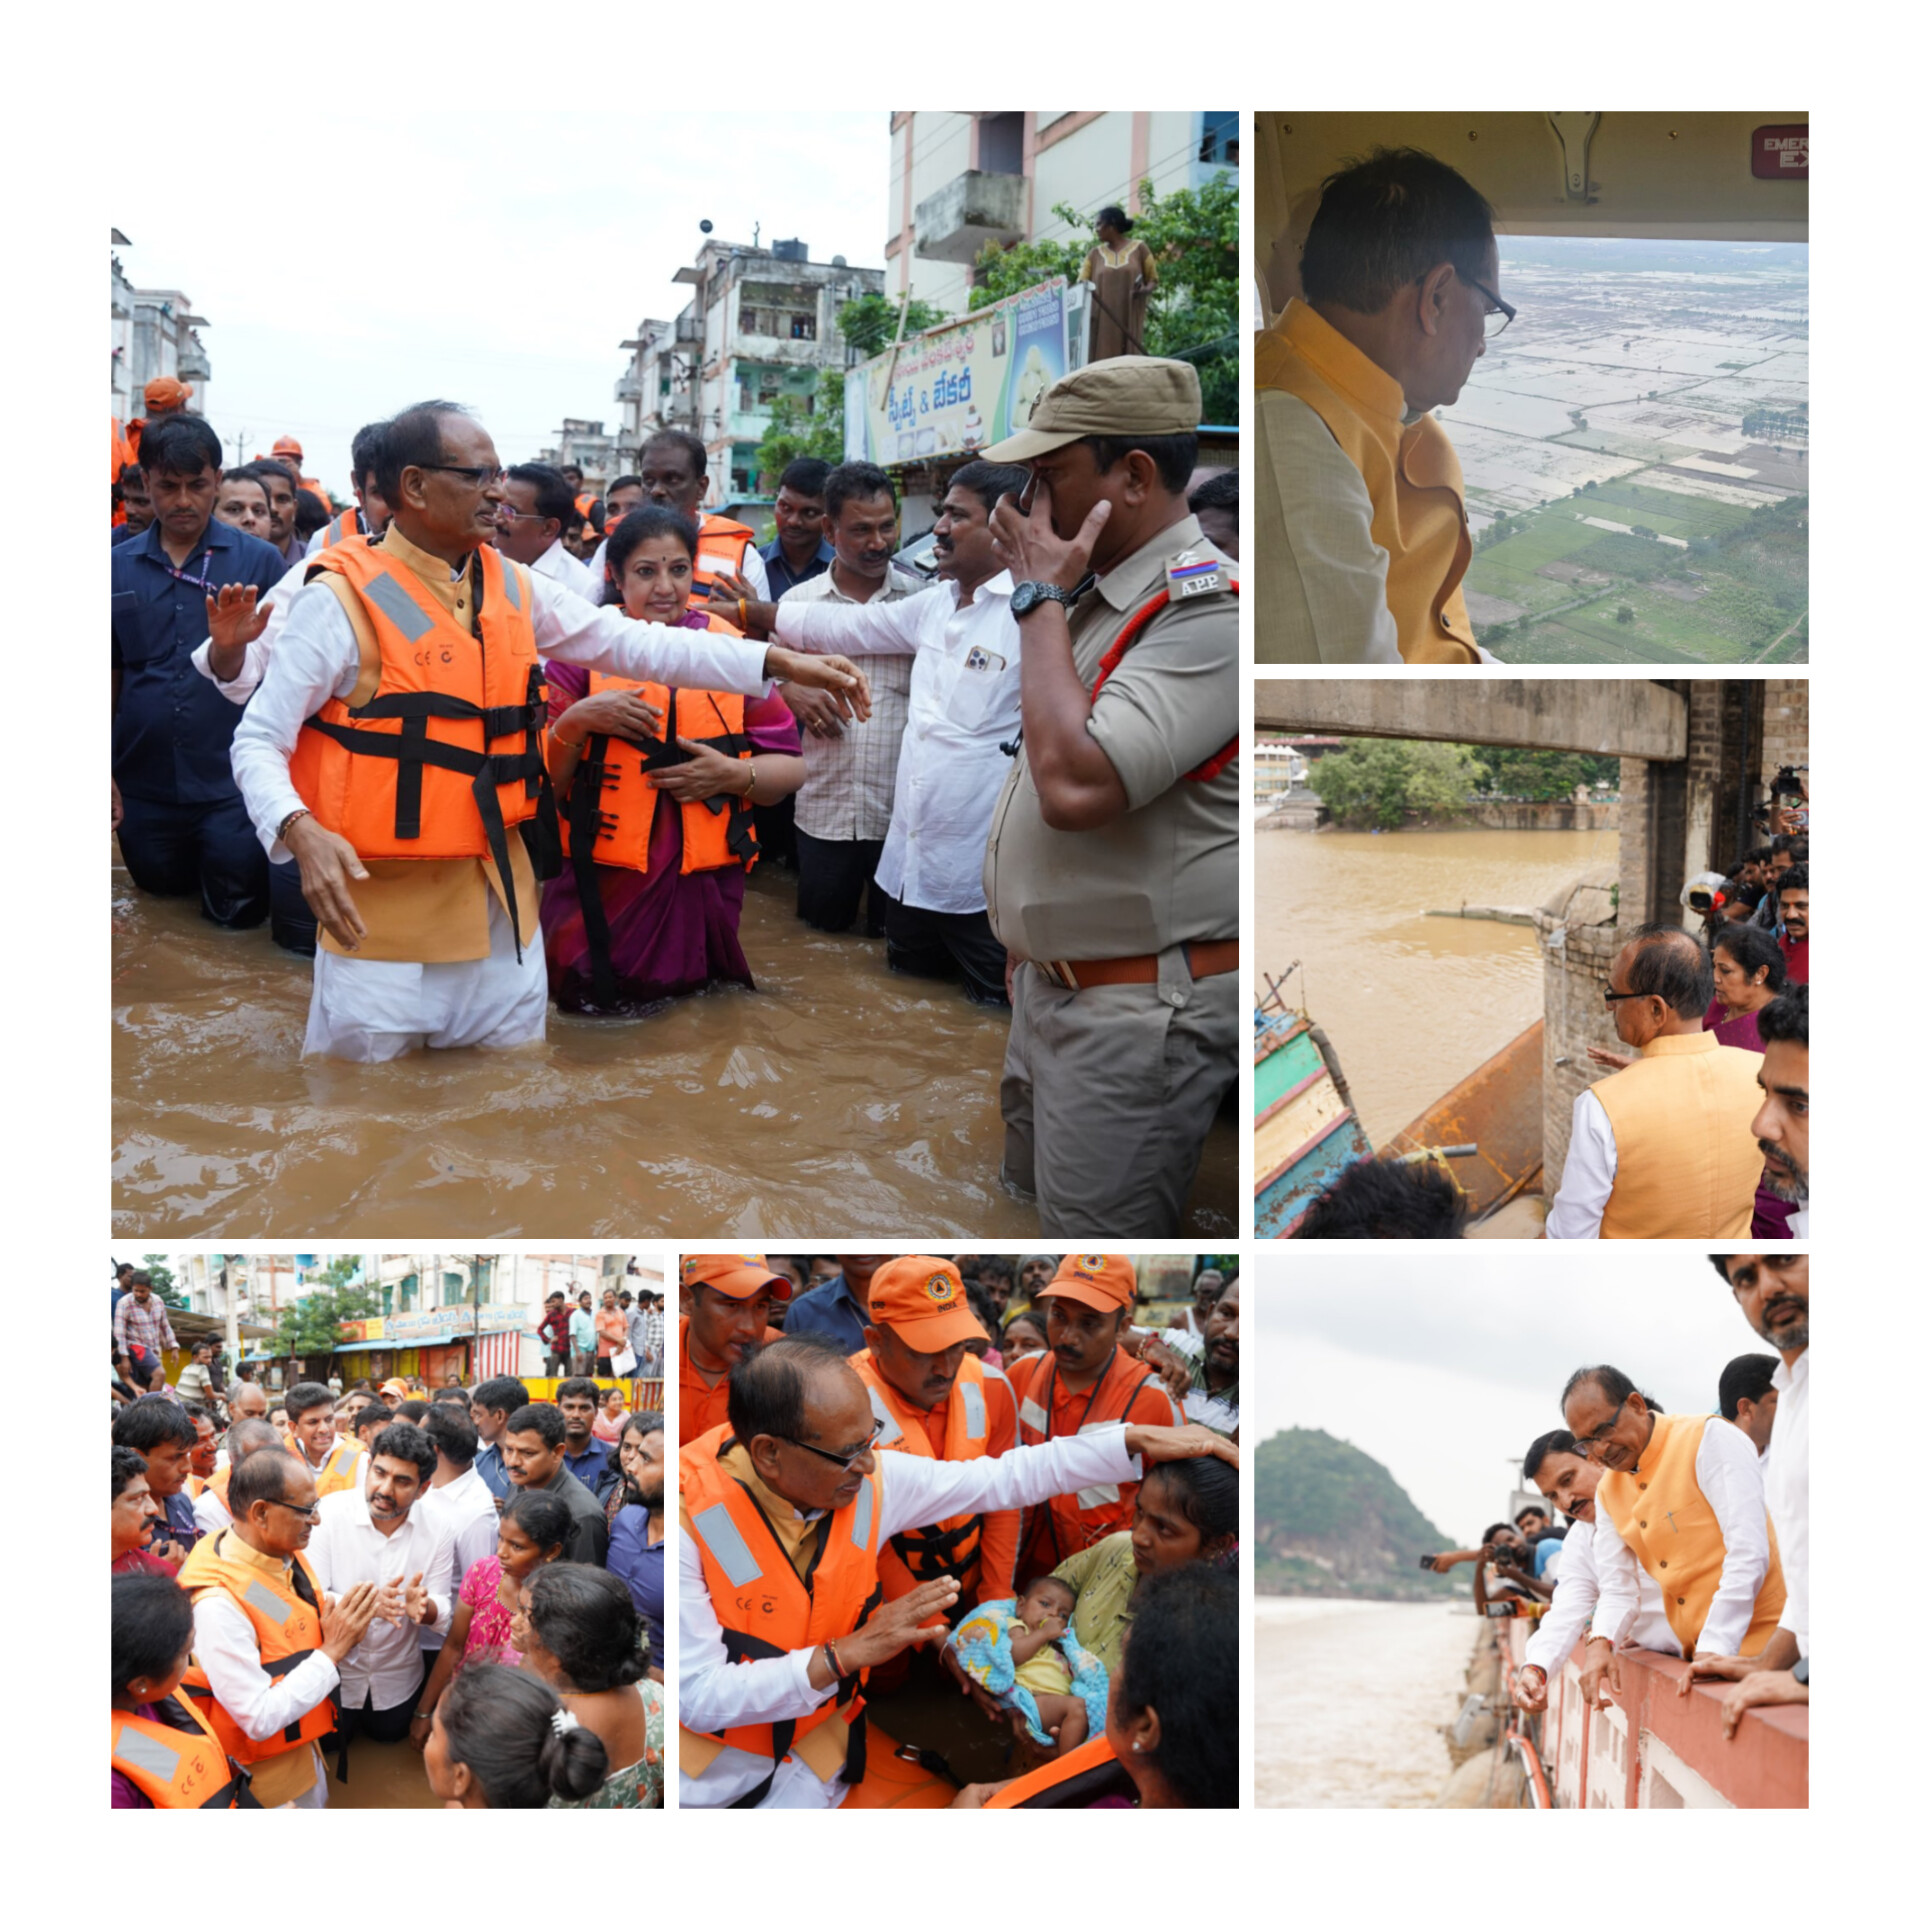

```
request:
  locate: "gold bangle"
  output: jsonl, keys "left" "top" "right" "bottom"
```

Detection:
{"left": 737, "top": 595, "right": 749, "bottom": 630}
{"left": 745, "top": 760, "right": 757, "bottom": 797}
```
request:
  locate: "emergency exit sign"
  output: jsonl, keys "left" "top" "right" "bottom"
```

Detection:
{"left": 1752, "top": 125, "right": 1808, "bottom": 179}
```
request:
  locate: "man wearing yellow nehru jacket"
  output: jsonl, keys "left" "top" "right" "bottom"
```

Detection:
{"left": 1561, "top": 1364, "right": 1785, "bottom": 1699}
{"left": 980, "top": 356, "right": 1239, "bottom": 1237}
{"left": 1256, "top": 147, "right": 1504, "bottom": 665}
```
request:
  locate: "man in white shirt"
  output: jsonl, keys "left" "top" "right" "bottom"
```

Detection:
{"left": 213, "top": 401, "right": 867, "bottom": 1061}
{"left": 1717, "top": 1353, "right": 1780, "bottom": 1476}
{"left": 1564, "top": 1365, "right": 1782, "bottom": 1692}
{"left": 417, "top": 1403, "right": 500, "bottom": 1680}
{"left": 305, "top": 1423, "right": 454, "bottom": 1757}
{"left": 751, "top": 461, "right": 1027, "bottom": 1005}
{"left": 679, "top": 1338, "right": 1237, "bottom": 1808}
{"left": 191, "top": 1416, "right": 281, "bottom": 1535}
{"left": 496, "top": 461, "right": 605, "bottom": 603}
{"left": 300, "top": 421, "right": 391, "bottom": 557}
{"left": 1753, "top": 985, "right": 1810, "bottom": 1239}
{"left": 1683, "top": 1253, "right": 1810, "bottom": 1730}
{"left": 1510, "top": 1430, "right": 1681, "bottom": 1713}
{"left": 747, "top": 462, "right": 927, "bottom": 939}
{"left": 285, "top": 1381, "right": 366, "bottom": 1494}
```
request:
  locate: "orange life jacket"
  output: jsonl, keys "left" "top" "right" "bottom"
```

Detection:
{"left": 1009, "top": 1347, "right": 1172, "bottom": 1568}
{"left": 557, "top": 634, "right": 758, "bottom": 1005}
{"left": 848, "top": 1349, "right": 993, "bottom": 1602}
{"left": 287, "top": 1435, "right": 364, "bottom": 1501}
{"left": 318, "top": 508, "right": 363, "bottom": 549}
{"left": 287, "top": 539, "right": 557, "bottom": 951}
{"left": 299, "top": 477, "right": 331, "bottom": 505}
{"left": 111, "top": 1690, "right": 256, "bottom": 1808}
{"left": 199, "top": 1466, "right": 232, "bottom": 1516}
{"left": 177, "top": 1531, "right": 336, "bottom": 1766}
{"left": 679, "top": 1424, "right": 885, "bottom": 1803}
{"left": 982, "top": 1733, "right": 1131, "bottom": 1807}
{"left": 692, "top": 516, "right": 756, "bottom": 603}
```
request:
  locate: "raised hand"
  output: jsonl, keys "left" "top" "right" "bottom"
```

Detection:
{"left": 204, "top": 583, "right": 272, "bottom": 681}
{"left": 988, "top": 473, "right": 1109, "bottom": 592}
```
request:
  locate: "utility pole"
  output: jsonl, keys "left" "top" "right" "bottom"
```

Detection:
{"left": 233, "top": 430, "right": 249, "bottom": 464}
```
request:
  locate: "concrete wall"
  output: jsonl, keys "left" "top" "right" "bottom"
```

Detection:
{"left": 1253, "top": 680, "right": 1688, "bottom": 760}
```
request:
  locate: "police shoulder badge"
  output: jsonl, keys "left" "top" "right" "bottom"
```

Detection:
{"left": 1166, "top": 546, "right": 1228, "bottom": 600}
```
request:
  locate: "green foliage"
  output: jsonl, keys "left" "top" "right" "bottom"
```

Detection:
{"left": 838, "top": 293, "right": 948, "bottom": 364}
{"left": 1472, "top": 749, "right": 1619, "bottom": 802}
{"left": 1615, "top": 604, "right": 1634, "bottom": 624}
{"left": 1311, "top": 738, "right": 1485, "bottom": 829}
{"left": 754, "top": 370, "right": 846, "bottom": 487}
{"left": 139, "top": 1255, "right": 181, "bottom": 1304}
{"left": 268, "top": 1257, "right": 383, "bottom": 1358}
{"left": 968, "top": 171, "right": 1241, "bottom": 422}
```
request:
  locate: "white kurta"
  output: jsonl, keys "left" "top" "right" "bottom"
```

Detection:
{"left": 1519, "top": 1518, "right": 1680, "bottom": 1681}
{"left": 1769, "top": 1349, "right": 1809, "bottom": 1658}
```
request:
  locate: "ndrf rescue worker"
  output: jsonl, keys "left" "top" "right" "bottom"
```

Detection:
{"left": 981, "top": 357, "right": 1239, "bottom": 1235}
{"left": 222, "top": 400, "right": 868, "bottom": 1061}
{"left": 678, "top": 1335, "right": 1236, "bottom": 1808}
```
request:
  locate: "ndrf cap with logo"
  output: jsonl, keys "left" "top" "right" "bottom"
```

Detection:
{"left": 984, "top": 355, "right": 1202, "bottom": 465}
{"left": 1036, "top": 1253, "right": 1137, "bottom": 1315}
{"left": 680, "top": 1253, "right": 792, "bottom": 1302}
{"left": 868, "top": 1256, "right": 989, "bottom": 1353}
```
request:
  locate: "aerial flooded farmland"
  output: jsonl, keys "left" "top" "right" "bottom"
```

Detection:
{"left": 1445, "top": 237, "right": 1808, "bottom": 663}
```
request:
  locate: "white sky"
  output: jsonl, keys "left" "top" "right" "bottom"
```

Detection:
{"left": 1254, "top": 1249, "right": 1776, "bottom": 1546}
{"left": 113, "top": 111, "right": 893, "bottom": 490}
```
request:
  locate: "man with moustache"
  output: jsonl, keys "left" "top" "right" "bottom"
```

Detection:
{"left": 1562, "top": 1364, "right": 1786, "bottom": 1695}
{"left": 632, "top": 429, "right": 769, "bottom": 599}
{"left": 847, "top": 1257, "right": 1023, "bottom": 1612}
{"left": 192, "top": 1416, "right": 281, "bottom": 1534}
{"left": 607, "top": 1412, "right": 667, "bottom": 1663}
{"left": 113, "top": 1397, "right": 203, "bottom": 1564}
{"left": 734, "top": 461, "right": 1029, "bottom": 1006}
{"left": 1753, "top": 984, "right": 1810, "bottom": 1238}
{"left": 1774, "top": 865, "right": 1809, "bottom": 983}
{"left": 679, "top": 1334, "right": 1237, "bottom": 1808}
{"left": 1683, "top": 1254, "right": 1811, "bottom": 1731}
{"left": 1179, "top": 1275, "right": 1240, "bottom": 1440}
{"left": 179, "top": 1446, "right": 382, "bottom": 1807}
{"left": 556, "top": 1376, "right": 614, "bottom": 1488}
{"left": 679, "top": 1254, "right": 791, "bottom": 1445}
{"left": 1509, "top": 1431, "right": 1682, "bottom": 1712}
{"left": 500, "top": 1402, "right": 609, "bottom": 1565}
{"left": 306, "top": 1422, "right": 453, "bottom": 1758}
{"left": 469, "top": 1374, "right": 528, "bottom": 1502}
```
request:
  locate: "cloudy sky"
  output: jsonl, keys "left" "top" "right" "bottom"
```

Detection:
{"left": 114, "top": 112, "right": 893, "bottom": 490}
{"left": 1254, "top": 1248, "right": 1778, "bottom": 1545}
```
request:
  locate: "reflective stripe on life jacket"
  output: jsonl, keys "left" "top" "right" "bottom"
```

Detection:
{"left": 319, "top": 508, "right": 364, "bottom": 548}
{"left": 177, "top": 1530, "right": 336, "bottom": 1766}
{"left": 287, "top": 539, "right": 558, "bottom": 954}
{"left": 692, "top": 516, "right": 755, "bottom": 602}
{"left": 1090, "top": 582, "right": 1240, "bottom": 783}
{"left": 848, "top": 1349, "right": 993, "bottom": 1598}
{"left": 679, "top": 1425, "right": 885, "bottom": 1804}
{"left": 982, "top": 1733, "right": 1131, "bottom": 1807}
{"left": 112, "top": 1690, "right": 256, "bottom": 1808}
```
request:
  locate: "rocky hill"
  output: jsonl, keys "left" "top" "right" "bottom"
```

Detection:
{"left": 1254, "top": 1427, "right": 1461, "bottom": 1601}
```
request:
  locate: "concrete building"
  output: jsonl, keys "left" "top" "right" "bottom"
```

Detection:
{"left": 600, "top": 236, "right": 885, "bottom": 501}
{"left": 111, "top": 230, "right": 212, "bottom": 427}
{"left": 886, "top": 112, "right": 1240, "bottom": 311}
{"left": 534, "top": 418, "right": 622, "bottom": 495}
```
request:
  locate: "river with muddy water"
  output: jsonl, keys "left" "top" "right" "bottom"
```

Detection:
{"left": 112, "top": 858, "right": 1237, "bottom": 1237}
{"left": 1255, "top": 823, "right": 1618, "bottom": 1142}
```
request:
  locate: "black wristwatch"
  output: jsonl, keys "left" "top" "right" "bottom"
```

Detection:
{"left": 1009, "top": 580, "right": 1072, "bottom": 621}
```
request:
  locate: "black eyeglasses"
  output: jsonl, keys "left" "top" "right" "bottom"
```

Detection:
{"left": 420, "top": 464, "right": 506, "bottom": 488}
{"left": 265, "top": 1497, "right": 322, "bottom": 1521}
{"left": 780, "top": 1421, "right": 883, "bottom": 1469}
{"left": 1579, "top": 1403, "right": 1628, "bottom": 1448}
{"left": 1601, "top": 988, "right": 1661, "bottom": 1005}
{"left": 1461, "top": 273, "right": 1516, "bottom": 339}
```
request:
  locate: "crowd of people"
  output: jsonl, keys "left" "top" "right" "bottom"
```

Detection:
{"left": 112, "top": 351, "right": 1240, "bottom": 1235}
{"left": 1423, "top": 1253, "right": 1810, "bottom": 1754}
{"left": 1292, "top": 808, "right": 1811, "bottom": 1240}
{"left": 676, "top": 1252, "right": 1239, "bottom": 1807}
{"left": 110, "top": 1271, "right": 666, "bottom": 1808}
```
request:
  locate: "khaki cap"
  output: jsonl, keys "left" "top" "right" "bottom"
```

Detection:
{"left": 984, "top": 356, "right": 1202, "bottom": 463}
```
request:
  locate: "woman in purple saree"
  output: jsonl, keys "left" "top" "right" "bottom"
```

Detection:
{"left": 1706, "top": 921, "right": 1792, "bottom": 1236}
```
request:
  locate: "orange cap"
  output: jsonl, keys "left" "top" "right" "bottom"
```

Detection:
{"left": 1037, "top": 1253, "right": 1136, "bottom": 1315}
{"left": 143, "top": 376, "right": 191, "bottom": 411}
{"left": 379, "top": 1377, "right": 408, "bottom": 1400}
{"left": 868, "top": 1256, "right": 988, "bottom": 1353}
{"left": 272, "top": 435, "right": 303, "bottom": 458}
{"left": 680, "top": 1252, "right": 791, "bottom": 1302}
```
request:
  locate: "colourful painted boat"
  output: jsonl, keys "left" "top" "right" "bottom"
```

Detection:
{"left": 1253, "top": 973, "right": 1373, "bottom": 1237}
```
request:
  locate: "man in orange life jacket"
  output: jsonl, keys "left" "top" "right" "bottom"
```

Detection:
{"left": 1562, "top": 1362, "right": 1786, "bottom": 1700}
{"left": 1003, "top": 1253, "right": 1183, "bottom": 1589}
{"left": 679, "top": 1333, "right": 1236, "bottom": 1807}
{"left": 178, "top": 1444, "right": 383, "bottom": 1807}
{"left": 848, "top": 1257, "right": 1022, "bottom": 1623}
{"left": 680, "top": 1252, "right": 790, "bottom": 1448}
{"left": 304, "top": 421, "right": 392, "bottom": 557}
{"left": 192, "top": 1416, "right": 281, "bottom": 1534}
{"left": 1254, "top": 147, "right": 1497, "bottom": 666}
{"left": 634, "top": 429, "right": 770, "bottom": 602}
{"left": 222, "top": 399, "right": 868, "bottom": 1061}
{"left": 273, "top": 434, "right": 333, "bottom": 508}
{"left": 981, "top": 358, "right": 1239, "bottom": 1236}
{"left": 285, "top": 1381, "right": 367, "bottom": 1498}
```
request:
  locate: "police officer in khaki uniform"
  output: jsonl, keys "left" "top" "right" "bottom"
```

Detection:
{"left": 978, "top": 356, "right": 1238, "bottom": 1234}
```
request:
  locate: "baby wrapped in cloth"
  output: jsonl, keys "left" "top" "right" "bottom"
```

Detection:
{"left": 952, "top": 1576, "right": 1108, "bottom": 1752}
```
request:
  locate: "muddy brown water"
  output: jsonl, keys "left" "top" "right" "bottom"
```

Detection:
{"left": 112, "top": 859, "right": 1237, "bottom": 1238}
{"left": 1255, "top": 825, "right": 1618, "bottom": 1142}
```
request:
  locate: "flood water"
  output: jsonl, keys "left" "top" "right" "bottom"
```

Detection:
{"left": 112, "top": 858, "right": 1237, "bottom": 1238}
{"left": 1255, "top": 825, "right": 1618, "bottom": 1141}
{"left": 1256, "top": 1596, "right": 1480, "bottom": 1808}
